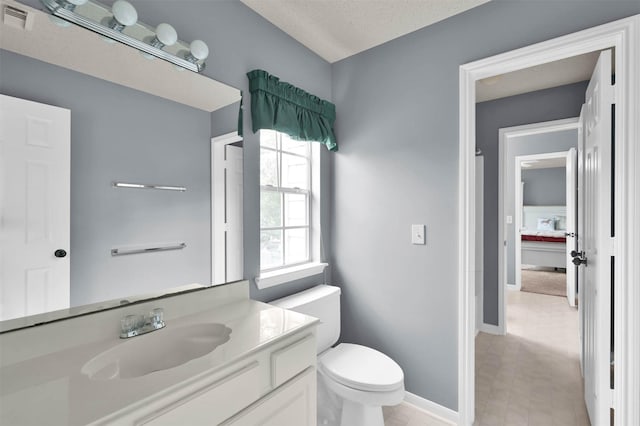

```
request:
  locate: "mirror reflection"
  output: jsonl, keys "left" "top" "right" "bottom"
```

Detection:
{"left": 0, "top": 1, "right": 242, "bottom": 330}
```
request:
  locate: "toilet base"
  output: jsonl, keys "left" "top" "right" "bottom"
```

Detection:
{"left": 340, "top": 399, "right": 384, "bottom": 426}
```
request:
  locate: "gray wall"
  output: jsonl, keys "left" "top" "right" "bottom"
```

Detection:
{"left": 522, "top": 168, "right": 567, "bottom": 206}
{"left": 505, "top": 132, "right": 577, "bottom": 285}
{"left": 10, "top": 0, "right": 334, "bottom": 303}
{"left": 477, "top": 84, "right": 586, "bottom": 326}
{"left": 125, "top": 0, "right": 334, "bottom": 302}
{"left": 0, "top": 50, "right": 211, "bottom": 306}
{"left": 331, "top": 0, "right": 639, "bottom": 410}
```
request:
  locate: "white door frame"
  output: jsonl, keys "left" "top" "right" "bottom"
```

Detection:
{"left": 514, "top": 150, "right": 570, "bottom": 291}
{"left": 458, "top": 15, "right": 640, "bottom": 426}
{"left": 496, "top": 119, "right": 580, "bottom": 335}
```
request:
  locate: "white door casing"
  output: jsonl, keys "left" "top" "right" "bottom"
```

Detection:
{"left": 0, "top": 94, "right": 70, "bottom": 321}
{"left": 582, "top": 49, "right": 613, "bottom": 426}
{"left": 565, "top": 147, "right": 577, "bottom": 307}
{"left": 475, "top": 155, "right": 484, "bottom": 334}
{"left": 577, "top": 106, "right": 586, "bottom": 376}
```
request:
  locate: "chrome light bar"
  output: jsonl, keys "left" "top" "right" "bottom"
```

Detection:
{"left": 40, "top": 0, "right": 205, "bottom": 73}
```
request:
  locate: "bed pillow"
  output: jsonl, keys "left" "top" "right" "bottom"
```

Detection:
{"left": 537, "top": 217, "right": 555, "bottom": 231}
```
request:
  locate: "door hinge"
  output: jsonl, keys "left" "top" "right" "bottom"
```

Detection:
{"left": 609, "top": 237, "right": 616, "bottom": 256}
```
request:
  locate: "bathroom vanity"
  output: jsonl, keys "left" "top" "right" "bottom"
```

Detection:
{"left": 0, "top": 281, "right": 319, "bottom": 425}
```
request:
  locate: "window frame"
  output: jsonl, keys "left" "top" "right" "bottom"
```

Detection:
{"left": 259, "top": 130, "right": 313, "bottom": 273}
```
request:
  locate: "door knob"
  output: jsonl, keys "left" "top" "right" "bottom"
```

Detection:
{"left": 571, "top": 250, "right": 584, "bottom": 258}
{"left": 572, "top": 256, "right": 587, "bottom": 266}
{"left": 54, "top": 249, "right": 67, "bottom": 258}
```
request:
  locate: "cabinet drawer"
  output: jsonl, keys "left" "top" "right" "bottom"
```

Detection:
{"left": 138, "top": 361, "right": 261, "bottom": 426}
{"left": 271, "top": 334, "right": 315, "bottom": 388}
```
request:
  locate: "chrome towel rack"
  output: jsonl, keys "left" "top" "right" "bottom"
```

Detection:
{"left": 111, "top": 243, "right": 186, "bottom": 257}
{"left": 112, "top": 182, "right": 186, "bottom": 192}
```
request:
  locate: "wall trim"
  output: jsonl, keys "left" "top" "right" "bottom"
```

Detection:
{"left": 458, "top": 15, "right": 640, "bottom": 426}
{"left": 404, "top": 392, "right": 459, "bottom": 425}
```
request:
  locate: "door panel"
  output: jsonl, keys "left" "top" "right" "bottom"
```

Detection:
{"left": 0, "top": 95, "right": 70, "bottom": 321}
{"left": 582, "top": 50, "right": 613, "bottom": 426}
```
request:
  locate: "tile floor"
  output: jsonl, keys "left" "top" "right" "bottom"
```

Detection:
{"left": 474, "top": 290, "right": 589, "bottom": 426}
{"left": 383, "top": 403, "right": 454, "bottom": 426}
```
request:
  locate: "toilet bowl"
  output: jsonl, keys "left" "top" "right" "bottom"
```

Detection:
{"left": 270, "top": 285, "right": 405, "bottom": 426}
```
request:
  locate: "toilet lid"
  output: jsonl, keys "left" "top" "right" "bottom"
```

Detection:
{"left": 319, "top": 343, "right": 404, "bottom": 392}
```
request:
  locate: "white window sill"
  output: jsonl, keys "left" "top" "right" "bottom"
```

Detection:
{"left": 255, "top": 262, "right": 328, "bottom": 290}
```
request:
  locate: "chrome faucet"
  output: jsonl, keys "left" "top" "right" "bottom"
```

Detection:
{"left": 120, "top": 308, "right": 165, "bottom": 338}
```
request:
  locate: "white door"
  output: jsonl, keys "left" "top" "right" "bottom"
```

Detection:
{"left": 581, "top": 50, "right": 613, "bottom": 426}
{"left": 212, "top": 135, "right": 243, "bottom": 285}
{"left": 0, "top": 95, "right": 70, "bottom": 321}
{"left": 225, "top": 145, "right": 243, "bottom": 283}
{"left": 565, "top": 147, "right": 577, "bottom": 307}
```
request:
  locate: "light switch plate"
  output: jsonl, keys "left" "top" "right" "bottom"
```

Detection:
{"left": 412, "top": 224, "right": 426, "bottom": 245}
{"left": 506, "top": 215, "right": 513, "bottom": 224}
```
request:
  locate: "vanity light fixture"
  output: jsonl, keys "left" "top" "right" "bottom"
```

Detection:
{"left": 185, "top": 39, "right": 209, "bottom": 63}
{"left": 150, "top": 23, "right": 177, "bottom": 49}
{"left": 39, "top": 0, "right": 208, "bottom": 72}
{"left": 107, "top": 0, "right": 137, "bottom": 32}
{"left": 58, "top": 0, "right": 87, "bottom": 11}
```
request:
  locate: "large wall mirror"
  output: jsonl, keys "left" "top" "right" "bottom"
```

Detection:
{"left": 0, "top": 0, "right": 243, "bottom": 332}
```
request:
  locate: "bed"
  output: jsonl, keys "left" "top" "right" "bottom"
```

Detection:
{"left": 520, "top": 206, "right": 567, "bottom": 269}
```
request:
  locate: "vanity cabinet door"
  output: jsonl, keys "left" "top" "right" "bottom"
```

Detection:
{"left": 138, "top": 362, "right": 261, "bottom": 426}
{"left": 222, "top": 367, "right": 316, "bottom": 426}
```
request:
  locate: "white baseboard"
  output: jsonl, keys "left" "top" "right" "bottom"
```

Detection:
{"left": 478, "top": 322, "right": 505, "bottom": 335}
{"left": 404, "top": 392, "right": 459, "bottom": 425}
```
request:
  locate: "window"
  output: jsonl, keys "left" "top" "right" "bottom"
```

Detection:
{"left": 260, "top": 130, "right": 312, "bottom": 271}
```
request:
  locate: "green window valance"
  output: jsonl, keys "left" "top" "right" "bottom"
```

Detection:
{"left": 247, "top": 69, "right": 338, "bottom": 151}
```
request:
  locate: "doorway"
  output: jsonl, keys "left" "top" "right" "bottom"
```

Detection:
{"left": 457, "top": 16, "right": 639, "bottom": 426}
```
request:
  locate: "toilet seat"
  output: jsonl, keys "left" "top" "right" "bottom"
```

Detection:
{"left": 319, "top": 343, "right": 404, "bottom": 392}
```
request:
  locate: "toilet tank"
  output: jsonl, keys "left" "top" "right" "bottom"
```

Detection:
{"left": 270, "top": 285, "right": 341, "bottom": 354}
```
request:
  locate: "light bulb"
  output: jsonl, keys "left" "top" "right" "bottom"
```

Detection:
{"left": 150, "top": 23, "right": 177, "bottom": 49}
{"left": 185, "top": 40, "right": 209, "bottom": 63}
{"left": 108, "top": 0, "right": 138, "bottom": 31}
{"left": 59, "top": 0, "right": 88, "bottom": 11}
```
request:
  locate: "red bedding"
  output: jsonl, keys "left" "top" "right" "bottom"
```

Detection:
{"left": 521, "top": 235, "right": 566, "bottom": 243}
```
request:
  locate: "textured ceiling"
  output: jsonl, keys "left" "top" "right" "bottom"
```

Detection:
{"left": 240, "top": 0, "right": 490, "bottom": 63}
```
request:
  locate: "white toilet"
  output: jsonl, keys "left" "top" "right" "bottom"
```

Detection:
{"left": 271, "top": 285, "right": 405, "bottom": 426}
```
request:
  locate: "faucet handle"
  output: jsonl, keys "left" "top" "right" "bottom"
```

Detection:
{"left": 121, "top": 314, "right": 141, "bottom": 334}
{"left": 149, "top": 308, "right": 164, "bottom": 326}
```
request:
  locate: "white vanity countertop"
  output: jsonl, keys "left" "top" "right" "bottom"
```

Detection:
{"left": 0, "top": 299, "right": 318, "bottom": 425}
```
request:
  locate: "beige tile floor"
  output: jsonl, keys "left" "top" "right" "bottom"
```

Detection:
{"left": 383, "top": 403, "right": 454, "bottom": 426}
{"left": 474, "top": 290, "right": 589, "bottom": 426}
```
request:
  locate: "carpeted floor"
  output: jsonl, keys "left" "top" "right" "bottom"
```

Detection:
{"left": 521, "top": 266, "right": 566, "bottom": 297}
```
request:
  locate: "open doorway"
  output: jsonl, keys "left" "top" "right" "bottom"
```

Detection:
{"left": 458, "top": 16, "right": 640, "bottom": 426}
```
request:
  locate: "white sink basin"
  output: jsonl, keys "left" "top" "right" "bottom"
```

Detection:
{"left": 82, "top": 323, "right": 232, "bottom": 380}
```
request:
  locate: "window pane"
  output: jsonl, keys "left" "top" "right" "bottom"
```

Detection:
{"left": 261, "top": 230, "right": 283, "bottom": 269}
{"left": 285, "top": 228, "right": 309, "bottom": 265}
{"left": 281, "top": 134, "right": 309, "bottom": 157}
{"left": 260, "top": 148, "right": 278, "bottom": 186}
{"left": 282, "top": 153, "right": 309, "bottom": 189}
{"left": 260, "top": 191, "right": 282, "bottom": 227}
{"left": 260, "top": 129, "right": 277, "bottom": 149}
{"left": 285, "top": 193, "right": 308, "bottom": 227}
